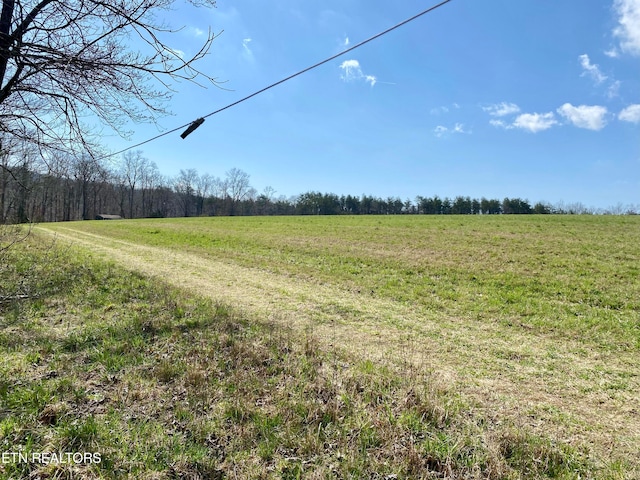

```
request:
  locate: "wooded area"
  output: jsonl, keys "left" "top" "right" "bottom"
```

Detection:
{"left": 1, "top": 145, "right": 637, "bottom": 223}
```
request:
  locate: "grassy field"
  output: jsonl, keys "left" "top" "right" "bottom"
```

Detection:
{"left": 1, "top": 215, "right": 639, "bottom": 478}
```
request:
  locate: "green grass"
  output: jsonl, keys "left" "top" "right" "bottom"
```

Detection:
{"left": 1, "top": 215, "right": 638, "bottom": 478}
{"left": 53, "top": 215, "right": 640, "bottom": 348}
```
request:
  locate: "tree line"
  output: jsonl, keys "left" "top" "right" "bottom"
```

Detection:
{"left": 281, "top": 192, "right": 636, "bottom": 216}
{"left": 1, "top": 146, "right": 637, "bottom": 224}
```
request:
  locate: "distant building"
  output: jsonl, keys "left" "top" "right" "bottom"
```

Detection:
{"left": 95, "top": 214, "right": 122, "bottom": 220}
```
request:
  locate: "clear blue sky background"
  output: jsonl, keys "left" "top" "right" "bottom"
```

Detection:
{"left": 105, "top": 0, "right": 640, "bottom": 208}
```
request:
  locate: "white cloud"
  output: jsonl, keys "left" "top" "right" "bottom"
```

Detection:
{"left": 491, "top": 104, "right": 612, "bottom": 132}
{"left": 513, "top": 112, "right": 558, "bottom": 133}
{"left": 434, "top": 126, "right": 448, "bottom": 138}
{"left": 339, "top": 59, "right": 377, "bottom": 87}
{"left": 189, "top": 27, "right": 205, "bottom": 38}
{"left": 604, "top": 47, "right": 620, "bottom": 58}
{"left": 339, "top": 59, "right": 362, "bottom": 81}
{"left": 607, "top": 80, "right": 622, "bottom": 98}
{"left": 613, "top": 0, "right": 640, "bottom": 56}
{"left": 489, "top": 119, "right": 513, "bottom": 129}
{"left": 344, "top": 36, "right": 350, "bottom": 47}
{"left": 430, "top": 103, "right": 461, "bottom": 115}
{"left": 619, "top": 104, "right": 640, "bottom": 123}
{"left": 430, "top": 106, "right": 449, "bottom": 115}
{"left": 242, "top": 38, "right": 252, "bottom": 53}
{"left": 483, "top": 102, "right": 520, "bottom": 117}
{"left": 433, "top": 123, "right": 470, "bottom": 137}
{"left": 241, "top": 38, "right": 255, "bottom": 62}
{"left": 453, "top": 123, "right": 469, "bottom": 134}
{"left": 579, "top": 54, "right": 608, "bottom": 84}
{"left": 557, "top": 103, "right": 608, "bottom": 130}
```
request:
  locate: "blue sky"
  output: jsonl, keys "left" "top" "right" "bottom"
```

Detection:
{"left": 106, "top": 0, "right": 640, "bottom": 208}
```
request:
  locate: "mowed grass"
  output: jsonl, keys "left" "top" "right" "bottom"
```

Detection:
{"left": 2, "top": 215, "right": 638, "bottom": 478}
{"left": 68, "top": 215, "right": 639, "bottom": 350}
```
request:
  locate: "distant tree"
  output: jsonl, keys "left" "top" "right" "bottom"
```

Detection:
{"left": 565, "top": 202, "right": 590, "bottom": 215}
{"left": 0, "top": 137, "right": 20, "bottom": 223}
{"left": 433, "top": 196, "right": 443, "bottom": 214}
{"left": 71, "top": 154, "right": 106, "bottom": 220}
{"left": 383, "top": 197, "right": 400, "bottom": 215}
{"left": 382, "top": 197, "right": 391, "bottom": 214}
{"left": 501, "top": 197, "right": 513, "bottom": 214}
{"left": 119, "top": 150, "right": 149, "bottom": 218}
{"left": 344, "top": 194, "right": 360, "bottom": 214}
{"left": 294, "top": 192, "right": 340, "bottom": 215}
{"left": 480, "top": 197, "right": 501, "bottom": 214}
{"left": 403, "top": 198, "right": 415, "bottom": 214}
{"left": 296, "top": 192, "right": 321, "bottom": 215}
{"left": 40, "top": 152, "right": 73, "bottom": 221}
{"left": 417, "top": 196, "right": 437, "bottom": 215}
{"left": 256, "top": 186, "right": 277, "bottom": 215}
{"left": 361, "top": 195, "right": 373, "bottom": 215}
{"left": 533, "top": 202, "right": 551, "bottom": 214}
{"left": 502, "top": 197, "right": 532, "bottom": 214}
{"left": 370, "top": 196, "right": 383, "bottom": 215}
{"left": 519, "top": 199, "right": 532, "bottom": 214}
{"left": 452, "top": 196, "right": 472, "bottom": 214}
{"left": 0, "top": 138, "right": 44, "bottom": 223}
{"left": 174, "top": 169, "right": 199, "bottom": 217}
{"left": 441, "top": 197, "right": 452, "bottom": 215}
{"left": 319, "top": 193, "right": 340, "bottom": 215}
{"left": 479, "top": 197, "right": 489, "bottom": 215}
{"left": 139, "top": 161, "right": 161, "bottom": 217}
{"left": 195, "top": 173, "right": 214, "bottom": 216}
{"left": 224, "top": 168, "right": 252, "bottom": 216}
{"left": 151, "top": 182, "right": 174, "bottom": 218}
{"left": 392, "top": 198, "right": 403, "bottom": 214}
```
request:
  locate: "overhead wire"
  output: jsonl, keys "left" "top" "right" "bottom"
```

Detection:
{"left": 101, "top": 0, "right": 453, "bottom": 160}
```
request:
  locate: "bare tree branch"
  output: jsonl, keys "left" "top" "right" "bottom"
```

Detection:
{"left": 0, "top": 0, "right": 220, "bottom": 155}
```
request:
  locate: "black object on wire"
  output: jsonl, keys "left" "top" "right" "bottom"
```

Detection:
{"left": 180, "top": 118, "right": 205, "bottom": 139}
